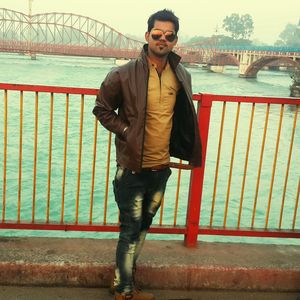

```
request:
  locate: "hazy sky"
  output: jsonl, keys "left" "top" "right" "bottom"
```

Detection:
{"left": 1, "top": 0, "right": 299, "bottom": 44}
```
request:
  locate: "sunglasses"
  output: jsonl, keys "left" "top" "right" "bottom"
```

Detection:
{"left": 150, "top": 29, "right": 177, "bottom": 43}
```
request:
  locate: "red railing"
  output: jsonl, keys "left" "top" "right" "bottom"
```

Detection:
{"left": 190, "top": 94, "right": 300, "bottom": 246}
{"left": 0, "top": 83, "right": 299, "bottom": 247}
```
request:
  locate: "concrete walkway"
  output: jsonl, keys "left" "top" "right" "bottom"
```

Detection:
{"left": 1, "top": 286, "right": 299, "bottom": 300}
{"left": 0, "top": 237, "right": 299, "bottom": 293}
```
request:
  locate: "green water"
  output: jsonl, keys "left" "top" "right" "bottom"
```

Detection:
{"left": 0, "top": 53, "right": 299, "bottom": 245}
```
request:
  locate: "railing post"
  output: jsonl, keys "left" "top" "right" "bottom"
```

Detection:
{"left": 184, "top": 94, "right": 212, "bottom": 247}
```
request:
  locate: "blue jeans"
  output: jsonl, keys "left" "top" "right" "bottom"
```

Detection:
{"left": 112, "top": 166, "right": 172, "bottom": 294}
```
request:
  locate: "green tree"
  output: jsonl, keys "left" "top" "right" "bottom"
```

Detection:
{"left": 222, "top": 13, "right": 254, "bottom": 40}
{"left": 185, "top": 35, "right": 216, "bottom": 46}
{"left": 215, "top": 35, "right": 252, "bottom": 46}
{"left": 275, "top": 21, "right": 300, "bottom": 47}
{"left": 185, "top": 34, "right": 252, "bottom": 47}
{"left": 290, "top": 67, "right": 300, "bottom": 97}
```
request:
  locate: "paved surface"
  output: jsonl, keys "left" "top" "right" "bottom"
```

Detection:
{"left": 0, "top": 237, "right": 299, "bottom": 292}
{"left": 0, "top": 286, "right": 299, "bottom": 300}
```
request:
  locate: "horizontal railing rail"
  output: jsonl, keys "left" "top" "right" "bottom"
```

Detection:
{"left": 0, "top": 83, "right": 299, "bottom": 247}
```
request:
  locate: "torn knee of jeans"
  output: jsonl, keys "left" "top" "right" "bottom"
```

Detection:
{"left": 127, "top": 242, "right": 137, "bottom": 254}
{"left": 148, "top": 191, "right": 163, "bottom": 215}
{"left": 132, "top": 193, "right": 143, "bottom": 220}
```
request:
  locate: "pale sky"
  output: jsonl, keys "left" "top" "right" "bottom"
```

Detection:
{"left": 1, "top": 0, "right": 300, "bottom": 44}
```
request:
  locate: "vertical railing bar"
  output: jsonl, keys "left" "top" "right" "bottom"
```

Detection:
{"left": 61, "top": 93, "right": 69, "bottom": 224}
{"left": 32, "top": 91, "right": 39, "bottom": 223}
{"left": 173, "top": 160, "right": 182, "bottom": 226}
{"left": 251, "top": 103, "right": 270, "bottom": 228}
{"left": 46, "top": 92, "right": 54, "bottom": 223}
{"left": 2, "top": 90, "right": 8, "bottom": 222}
{"left": 75, "top": 94, "right": 84, "bottom": 224}
{"left": 17, "top": 91, "right": 24, "bottom": 223}
{"left": 292, "top": 178, "right": 300, "bottom": 230}
{"left": 159, "top": 196, "right": 165, "bottom": 225}
{"left": 103, "top": 131, "right": 112, "bottom": 225}
{"left": 265, "top": 104, "right": 284, "bottom": 229}
{"left": 224, "top": 102, "right": 240, "bottom": 227}
{"left": 89, "top": 118, "right": 98, "bottom": 224}
{"left": 279, "top": 105, "right": 298, "bottom": 229}
{"left": 185, "top": 97, "right": 212, "bottom": 247}
{"left": 210, "top": 101, "right": 226, "bottom": 227}
{"left": 238, "top": 103, "right": 255, "bottom": 228}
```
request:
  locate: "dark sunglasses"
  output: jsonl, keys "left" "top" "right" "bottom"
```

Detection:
{"left": 150, "top": 29, "right": 177, "bottom": 43}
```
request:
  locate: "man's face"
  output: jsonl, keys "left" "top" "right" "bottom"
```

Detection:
{"left": 145, "top": 20, "right": 178, "bottom": 58}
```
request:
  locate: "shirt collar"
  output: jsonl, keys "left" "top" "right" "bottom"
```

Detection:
{"left": 141, "top": 44, "right": 181, "bottom": 70}
{"left": 147, "top": 55, "right": 170, "bottom": 71}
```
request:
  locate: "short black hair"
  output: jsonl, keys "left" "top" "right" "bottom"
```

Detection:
{"left": 147, "top": 9, "right": 179, "bottom": 34}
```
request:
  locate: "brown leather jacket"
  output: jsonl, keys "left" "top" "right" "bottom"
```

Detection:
{"left": 92, "top": 44, "right": 202, "bottom": 172}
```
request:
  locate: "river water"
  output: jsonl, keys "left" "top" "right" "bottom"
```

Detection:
{"left": 0, "top": 53, "right": 299, "bottom": 245}
{"left": 0, "top": 53, "right": 293, "bottom": 96}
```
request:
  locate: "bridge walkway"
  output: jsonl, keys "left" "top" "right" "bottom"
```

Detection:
{"left": 1, "top": 285, "right": 299, "bottom": 300}
{"left": 0, "top": 237, "right": 299, "bottom": 299}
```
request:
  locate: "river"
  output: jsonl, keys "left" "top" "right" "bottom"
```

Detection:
{"left": 0, "top": 53, "right": 294, "bottom": 97}
{"left": 0, "top": 53, "right": 299, "bottom": 245}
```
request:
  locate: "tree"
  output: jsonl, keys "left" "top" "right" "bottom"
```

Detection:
{"left": 222, "top": 13, "right": 254, "bottom": 40}
{"left": 276, "top": 21, "right": 300, "bottom": 47}
{"left": 185, "top": 34, "right": 252, "bottom": 47}
{"left": 185, "top": 35, "right": 216, "bottom": 46}
{"left": 290, "top": 67, "right": 300, "bottom": 97}
{"left": 215, "top": 35, "right": 252, "bottom": 46}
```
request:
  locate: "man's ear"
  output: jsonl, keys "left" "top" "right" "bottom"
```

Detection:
{"left": 145, "top": 32, "right": 150, "bottom": 42}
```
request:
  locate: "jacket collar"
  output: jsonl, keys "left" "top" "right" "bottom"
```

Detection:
{"left": 140, "top": 44, "right": 181, "bottom": 70}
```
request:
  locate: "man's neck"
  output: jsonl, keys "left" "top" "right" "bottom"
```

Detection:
{"left": 147, "top": 51, "right": 168, "bottom": 75}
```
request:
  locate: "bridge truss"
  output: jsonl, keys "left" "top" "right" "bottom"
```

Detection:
{"left": 1, "top": 8, "right": 299, "bottom": 73}
{"left": 0, "top": 8, "right": 144, "bottom": 58}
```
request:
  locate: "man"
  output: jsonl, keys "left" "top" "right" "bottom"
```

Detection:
{"left": 92, "top": 9, "right": 202, "bottom": 300}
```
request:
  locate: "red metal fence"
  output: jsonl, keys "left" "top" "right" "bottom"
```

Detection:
{"left": 0, "top": 83, "right": 299, "bottom": 247}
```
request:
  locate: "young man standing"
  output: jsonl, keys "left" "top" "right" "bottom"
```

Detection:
{"left": 93, "top": 9, "right": 202, "bottom": 300}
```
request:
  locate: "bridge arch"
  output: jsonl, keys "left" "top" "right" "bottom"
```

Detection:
{"left": 208, "top": 53, "right": 240, "bottom": 66}
{"left": 244, "top": 56, "right": 300, "bottom": 77}
{"left": 0, "top": 8, "right": 30, "bottom": 41}
{"left": 0, "top": 7, "right": 29, "bottom": 20}
{"left": 1, "top": 8, "right": 299, "bottom": 64}
{"left": 0, "top": 8, "right": 143, "bottom": 50}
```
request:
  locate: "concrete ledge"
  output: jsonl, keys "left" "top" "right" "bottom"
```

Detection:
{"left": 0, "top": 237, "right": 299, "bottom": 291}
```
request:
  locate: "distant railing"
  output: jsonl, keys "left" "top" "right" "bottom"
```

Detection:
{"left": 0, "top": 83, "right": 299, "bottom": 247}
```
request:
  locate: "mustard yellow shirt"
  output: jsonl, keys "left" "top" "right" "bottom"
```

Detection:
{"left": 142, "top": 59, "right": 181, "bottom": 168}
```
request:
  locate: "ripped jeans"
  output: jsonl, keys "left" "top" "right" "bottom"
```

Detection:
{"left": 112, "top": 166, "right": 172, "bottom": 294}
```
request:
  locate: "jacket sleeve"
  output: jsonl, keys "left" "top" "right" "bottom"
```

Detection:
{"left": 187, "top": 70, "right": 202, "bottom": 167}
{"left": 92, "top": 69, "right": 128, "bottom": 139}
{"left": 185, "top": 69, "right": 193, "bottom": 100}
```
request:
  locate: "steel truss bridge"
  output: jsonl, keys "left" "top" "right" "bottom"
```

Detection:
{"left": 1, "top": 8, "right": 300, "bottom": 77}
